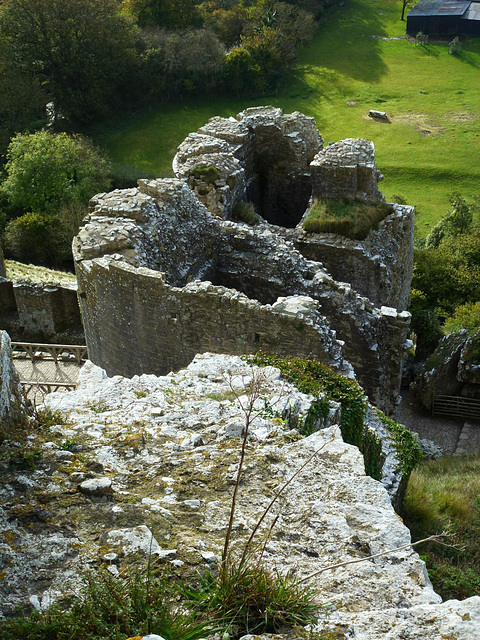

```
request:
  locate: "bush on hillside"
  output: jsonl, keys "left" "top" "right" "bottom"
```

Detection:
{"left": 2, "top": 131, "right": 111, "bottom": 214}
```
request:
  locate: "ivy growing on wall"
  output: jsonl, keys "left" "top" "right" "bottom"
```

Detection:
{"left": 246, "top": 353, "right": 384, "bottom": 480}
{"left": 374, "top": 409, "right": 423, "bottom": 477}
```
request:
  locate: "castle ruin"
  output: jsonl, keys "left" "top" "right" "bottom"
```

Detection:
{"left": 73, "top": 107, "right": 414, "bottom": 413}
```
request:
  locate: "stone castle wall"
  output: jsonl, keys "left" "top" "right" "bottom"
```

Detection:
{"left": 291, "top": 203, "right": 415, "bottom": 311}
{"left": 74, "top": 148, "right": 412, "bottom": 412}
{"left": 0, "top": 277, "right": 83, "bottom": 343}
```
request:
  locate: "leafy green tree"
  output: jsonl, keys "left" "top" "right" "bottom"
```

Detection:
{"left": 2, "top": 131, "right": 111, "bottom": 214}
{"left": 425, "top": 194, "right": 475, "bottom": 249}
{"left": 444, "top": 302, "right": 480, "bottom": 337}
{"left": 224, "top": 47, "right": 262, "bottom": 96}
{"left": 0, "top": 41, "right": 46, "bottom": 156}
{"left": 0, "top": 0, "right": 141, "bottom": 124}
{"left": 123, "top": 0, "right": 202, "bottom": 29}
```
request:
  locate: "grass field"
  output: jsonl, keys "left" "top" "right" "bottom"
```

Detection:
{"left": 96, "top": 0, "right": 480, "bottom": 236}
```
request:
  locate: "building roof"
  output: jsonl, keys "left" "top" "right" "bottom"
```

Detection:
{"left": 463, "top": 1, "right": 480, "bottom": 20}
{"left": 408, "top": 0, "right": 471, "bottom": 17}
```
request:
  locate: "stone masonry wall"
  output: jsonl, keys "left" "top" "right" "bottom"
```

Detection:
{"left": 174, "top": 108, "right": 414, "bottom": 313}
{"left": 291, "top": 203, "right": 415, "bottom": 311}
{"left": 310, "top": 138, "right": 383, "bottom": 201}
{"left": 173, "top": 106, "right": 322, "bottom": 226}
{"left": 0, "top": 278, "right": 83, "bottom": 343}
{"left": 76, "top": 256, "right": 348, "bottom": 379}
{"left": 74, "top": 166, "right": 412, "bottom": 413}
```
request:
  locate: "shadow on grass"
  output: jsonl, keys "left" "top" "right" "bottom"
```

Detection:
{"left": 298, "top": 0, "right": 390, "bottom": 84}
{"left": 457, "top": 50, "right": 480, "bottom": 68}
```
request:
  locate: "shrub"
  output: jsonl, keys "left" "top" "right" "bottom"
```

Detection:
{"left": 2, "top": 131, "right": 111, "bottom": 214}
{"left": 302, "top": 198, "right": 393, "bottom": 239}
{"left": 411, "top": 309, "right": 443, "bottom": 359}
{"left": 232, "top": 201, "right": 260, "bottom": 225}
{"left": 3, "top": 212, "right": 58, "bottom": 266}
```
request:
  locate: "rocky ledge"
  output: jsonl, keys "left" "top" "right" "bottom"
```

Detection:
{"left": 1, "top": 354, "right": 479, "bottom": 638}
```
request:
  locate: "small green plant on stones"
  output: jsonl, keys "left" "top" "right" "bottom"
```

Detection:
{"left": 0, "top": 565, "right": 211, "bottom": 640}
{"left": 88, "top": 399, "right": 110, "bottom": 414}
{"left": 231, "top": 201, "right": 260, "bottom": 226}
{"left": 182, "top": 367, "right": 324, "bottom": 637}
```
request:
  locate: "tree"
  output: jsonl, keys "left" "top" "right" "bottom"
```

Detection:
{"left": 2, "top": 131, "right": 111, "bottom": 213}
{"left": 123, "top": 0, "right": 202, "bottom": 29}
{"left": 401, "top": 0, "right": 414, "bottom": 21}
{"left": 0, "top": 0, "right": 141, "bottom": 124}
{"left": 425, "top": 194, "right": 475, "bottom": 249}
{"left": 0, "top": 40, "right": 46, "bottom": 156}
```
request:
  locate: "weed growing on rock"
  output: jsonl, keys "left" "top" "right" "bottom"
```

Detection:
{"left": 231, "top": 201, "right": 260, "bottom": 226}
{"left": 182, "top": 559, "right": 318, "bottom": 636}
{"left": 181, "top": 366, "right": 327, "bottom": 638}
{"left": 0, "top": 567, "right": 211, "bottom": 640}
{"left": 247, "top": 353, "right": 384, "bottom": 479}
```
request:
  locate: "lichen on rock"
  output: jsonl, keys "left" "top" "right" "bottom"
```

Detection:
{"left": 1, "top": 353, "right": 478, "bottom": 638}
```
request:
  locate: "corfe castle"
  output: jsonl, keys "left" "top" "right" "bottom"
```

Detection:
{"left": 2, "top": 107, "right": 480, "bottom": 639}
{"left": 74, "top": 106, "right": 414, "bottom": 414}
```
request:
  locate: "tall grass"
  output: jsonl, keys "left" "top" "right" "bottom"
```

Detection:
{"left": 403, "top": 452, "right": 480, "bottom": 599}
{"left": 302, "top": 198, "right": 393, "bottom": 239}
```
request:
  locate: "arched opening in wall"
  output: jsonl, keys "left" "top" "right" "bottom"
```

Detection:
{"left": 246, "top": 137, "right": 312, "bottom": 229}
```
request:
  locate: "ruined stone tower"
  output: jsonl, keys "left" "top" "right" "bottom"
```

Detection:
{"left": 74, "top": 107, "right": 414, "bottom": 413}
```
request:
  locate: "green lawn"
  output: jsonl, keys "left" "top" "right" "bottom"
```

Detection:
{"left": 97, "top": 0, "right": 480, "bottom": 236}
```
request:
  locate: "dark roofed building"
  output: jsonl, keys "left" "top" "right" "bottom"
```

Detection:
{"left": 407, "top": 0, "right": 480, "bottom": 36}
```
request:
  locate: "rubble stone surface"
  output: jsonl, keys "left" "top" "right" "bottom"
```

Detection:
{"left": 0, "top": 354, "right": 477, "bottom": 639}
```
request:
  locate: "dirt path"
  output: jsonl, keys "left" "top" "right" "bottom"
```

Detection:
{"left": 394, "top": 388, "right": 480, "bottom": 454}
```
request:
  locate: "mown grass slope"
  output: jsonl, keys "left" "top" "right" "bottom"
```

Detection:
{"left": 97, "top": 0, "right": 480, "bottom": 236}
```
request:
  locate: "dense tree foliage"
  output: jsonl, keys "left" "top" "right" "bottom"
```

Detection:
{"left": 411, "top": 195, "right": 480, "bottom": 355}
{"left": 2, "top": 132, "right": 111, "bottom": 213}
{"left": 0, "top": 0, "right": 337, "bottom": 267}
{"left": 0, "top": 0, "right": 141, "bottom": 124}
{"left": 2, "top": 132, "right": 110, "bottom": 267}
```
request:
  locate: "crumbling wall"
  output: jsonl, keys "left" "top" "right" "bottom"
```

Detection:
{"left": 0, "top": 278, "right": 83, "bottom": 343}
{"left": 76, "top": 256, "right": 348, "bottom": 379}
{"left": 173, "top": 108, "right": 414, "bottom": 313}
{"left": 173, "top": 106, "right": 322, "bottom": 226}
{"left": 75, "top": 174, "right": 411, "bottom": 413}
{"left": 310, "top": 138, "right": 383, "bottom": 201}
{"left": 292, "top": 204, "right": 415, "bottom": 311}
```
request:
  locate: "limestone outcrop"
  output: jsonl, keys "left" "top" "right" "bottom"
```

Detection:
{"left": 1, "top": 354, "right": 478, "bottom": 639}
{"left": 0, "top": 330, "right": 27, "bottom": 428}
{"left": 413, "top": 329, "right": 480, "bottom": 410}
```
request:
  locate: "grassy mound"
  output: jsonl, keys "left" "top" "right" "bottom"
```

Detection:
{"left": 403, "top": 452, "right": 480, "bottom": 599}
{"left": 302, "top": 198, "right": 393, "bottom": 239}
